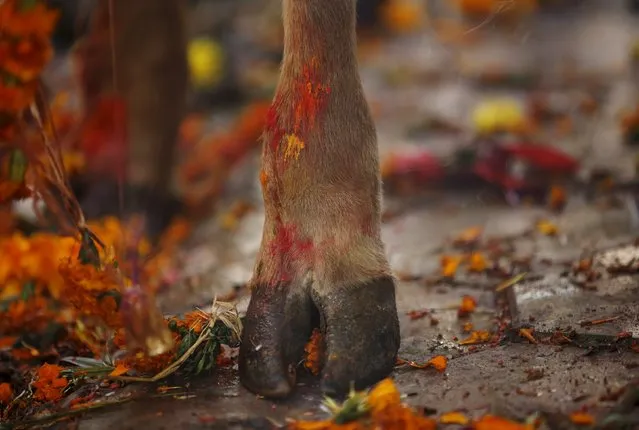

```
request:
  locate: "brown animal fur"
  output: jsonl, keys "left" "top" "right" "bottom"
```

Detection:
{"left": 253, "top": 0, "right": 391, "bottom": 290}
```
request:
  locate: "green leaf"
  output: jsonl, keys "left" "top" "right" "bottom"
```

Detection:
{"left": 8, "top": 149, "right": 28, "bottom": 183}
{"left": 0, "top": 298, "right": 16, "bottom": 312}
{"left": 78, "top": 230, "right": 101, "bottom": 267}
{"left": 196, "top": 356, "right": 206, "bottom": 374}
{"left": 329, "top": 393, "right": 370, "bottom": 424}
{"left": 1, "top": 73, "right": 21, "bottom": 87}
{"left": 19, "top": 0, "right": 39, "bottom": 11}
{"left": 204, "top": 355, "right": 215, "bottom": 371}
{"left": 60, "top": 357, "right": 109, "bottom": 368}
{"left": 177, "top": 331, "right": 197, "bottom": 358}
{"left": 21, "top": 281, "right": 36, "bottom": 301}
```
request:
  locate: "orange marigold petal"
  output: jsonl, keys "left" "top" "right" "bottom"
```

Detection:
{"left": 467, "top": 252, "right": 488, "bottom": 272}
{"left": 570, "top": 412, "right": 595, "bottom": 426}
{"left": 51, "top": 377, "right": 68, "bottom": 388}
{"left": 38, "top": 386, "right": 64, "bottom": 402}
{"left": 109, "top": 363, "right": 130, "bottom": 377}
{"left": 367, "top": 378, "right": 401, "bottom": 412}
{"left": 458, "top": 295, "right": 477, "bottom": 317}
{"left": 0, "top": 336, "right": 17, "bottom": 348}
{"left": 427, "top": 355, "right": 448, "bottom": 372}
{"left": 303, "top": 328, "right": 322, "bottom": 375}
{"left": 0, "top": 382, "right": 13, "bottom": 404}
{"left": 473, "top": 415, "right": 530, "bottom": 430}
{"left": 0, "top": 2, "right": 60, "bottom": 38}
{"left": 0, "top": 83, "right": 38, "bottom": 113}
{"left": 441, "top": 255, "right": 462, "bottom": 278}
{"left": 459, "top": 330, "right": 492, "bottom": 345}
{"left": 536, "top": 219, "right": 558, "bottom": 236}
{"left": 288, "top": 420, "right": 333, "bottom": 430}
{"left": 453, "top": 226, "right": 483, "bottom": 245}
{"left": 36, "top": 363, "right": 63, "bottom": 381}
{"left": 440, "top": 411, "right": 470, "bottom": 425}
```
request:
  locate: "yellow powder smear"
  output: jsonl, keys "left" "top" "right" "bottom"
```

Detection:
{"left": 283, "top": 134, "right": 305, "bottom": 160}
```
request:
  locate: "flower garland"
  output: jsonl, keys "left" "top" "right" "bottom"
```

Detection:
{"left": 0, "top": 0, "right": 60, "bottom": 203}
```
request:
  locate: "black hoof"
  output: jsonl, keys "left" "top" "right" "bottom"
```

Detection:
{"left": 313, "top": 276, "right": 400, "bottom": 396}
{"left": 238, "top": 283, "right": 315, "bottom": 399}
{"left": 238, "top": 275, "right": 400, "bottom": 399}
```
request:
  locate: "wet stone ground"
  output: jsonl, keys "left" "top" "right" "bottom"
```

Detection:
{"left": 68, "top": 1, "right": 639, "bottom": 429}
{"left": 78, "top": 195, "right": 639, "bottom": 430}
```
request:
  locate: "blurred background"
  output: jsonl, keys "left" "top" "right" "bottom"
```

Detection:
{"left": 34, "top": 0, "right": 639, "bottom": 307}
{"left": 2, "top": 2, "right": 638, "bottom": 426}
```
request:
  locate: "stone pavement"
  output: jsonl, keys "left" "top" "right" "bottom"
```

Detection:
{"left": 77, "top": 194, "right": 639, "bottom": 430}
{"left": 70, "top": 1, "right": 639, "bottom": 429}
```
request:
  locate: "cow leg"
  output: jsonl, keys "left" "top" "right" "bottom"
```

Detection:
{"left": 239, "top": 0, "right": 400, "bottom": 398}
{"left": 76, "top": 0, "right": 187, "bottom": 238}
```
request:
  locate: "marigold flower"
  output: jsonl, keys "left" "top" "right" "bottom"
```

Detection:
{"left": 0, "top": 36, "right": 54, "bottom": 82}
{"left": 1, "top": 295, "right": 52, "bottom": 333}
{"left": 0, "top": 82, "right": 37, "bottom": 113}
{"left": 32, "top": 363, "right": 68, "bottom": 402}
{"left": 121, "top": 350, "right": 175, "bottom": 375}
{"left": 440, "top": 254, "right": 462, "bottom": 278}
{"left": 176, "top": 310, "right": 208, "bottom": 334}
{"left": 58, "top": 261, "right": 122, "bottom": 328}
{"left": 303, "top": 328, "right": 322, "bottom": 375}
{"left": 368, "top": 379, "right": 437, "bottom": 429}
{"left": 37, "top": 362, "right": 62, "bottom": 380}
{"left": 0, "top": 382, "right": 13, "bottom": 404}
{"left": 0, "top": 1, "right": 60, "bottom": 39}
{"left": 367, "top": 378, "right": 401, "bottom": 413}
{"left": 458, "top": 295, "right": 477, "bottom": 318}
{"left": 467, "top": 252, "right": 488, "bottom": 272}
{"left": 0, "top": 232, "right": 75, "bottom": 295}
{"left": 291, "top": 379, "right": 437, "bottom": 429}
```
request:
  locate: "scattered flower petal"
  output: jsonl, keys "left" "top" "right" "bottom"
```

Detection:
{"left": 458, "top": 295, "right": 477, "bottom": 318}
{"left": 459, "top": 330, "right": 492, "bottom": 345}
{"left": 570, "top": 412, "right": 595, "bottom": 426}
{"left": 473, "top": 414, "right": 532, "bottom": 430}
{"left": 536, "top": 220, "right": 558, "bottom": 236}
{"left": 440, "top": 411, "right": 470, "bottom": 425}
{"left": 0, "top": 382, "right": 13, "bottom": 404}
